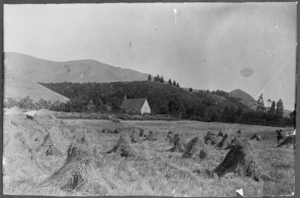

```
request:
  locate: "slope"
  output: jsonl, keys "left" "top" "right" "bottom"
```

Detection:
{"left": 4, "top": 71, "right": 70, "bottom": 103}
{"left": 41, "top": 81, "right": 251, "bottom": 118}
{"left": 4, "top": 52, "right": 149, "bottom": 83}
{"left": 228, "top": 89, "right": 258, "bottom": 110}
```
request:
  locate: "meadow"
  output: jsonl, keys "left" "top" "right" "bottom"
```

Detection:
{"left": 3, "top": 117, "right": 295, "bottom": 196}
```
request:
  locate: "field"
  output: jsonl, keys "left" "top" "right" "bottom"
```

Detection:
{"left": 3, "top": 116, "right": 295, "bottom": 196}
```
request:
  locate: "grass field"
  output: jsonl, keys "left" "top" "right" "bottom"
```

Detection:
{"left": 3, "top": 117, "right": 295, "bottom": 196}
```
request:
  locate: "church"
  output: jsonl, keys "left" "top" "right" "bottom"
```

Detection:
{"left": 120, "top": 94, "right": 151, "bottom": 115}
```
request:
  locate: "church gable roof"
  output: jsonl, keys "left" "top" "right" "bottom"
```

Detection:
{"left": 120, "top": 98, "right": 147, "bottom": 110}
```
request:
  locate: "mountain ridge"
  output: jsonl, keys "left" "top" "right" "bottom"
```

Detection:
{"left": 228, "top": 89, "right": 258, "bottom": 110}
{"left": 4, "top": 52, "right": 149, "bottom": 83}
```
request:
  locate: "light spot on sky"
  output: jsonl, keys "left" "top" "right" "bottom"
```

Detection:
{"left": 173, "top": 8, "right": 177, "bottom": 24}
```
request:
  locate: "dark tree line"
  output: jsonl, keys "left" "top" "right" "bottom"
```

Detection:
{"left": 26, "top": 81, "right": 295, "bottom": 127}
{"left": 148, "top": 74, "right": 180, "bottom": 87}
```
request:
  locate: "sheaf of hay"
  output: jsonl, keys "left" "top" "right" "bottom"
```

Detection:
{"left": 183, "top": 136, "right": 208, "bottom": 160}
{"left": 169, "top": 133, "right": 185, "bottom": 152}
{"left": 210, "top": 139, "right": 277, "bottom": 182}
{"left": 106, "top": 135, "right": 135, "bottom": 157}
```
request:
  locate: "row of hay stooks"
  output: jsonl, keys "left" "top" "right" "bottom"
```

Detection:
{"left": 102, "top": 128, "right": 295, "bottom": 183}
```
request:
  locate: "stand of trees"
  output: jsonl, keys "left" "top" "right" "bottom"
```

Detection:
{"left": 10, "top": 81, "right": 293, "bottom": 128}
{"left": 148, "top": 74, "right": 180, "bottom": 87}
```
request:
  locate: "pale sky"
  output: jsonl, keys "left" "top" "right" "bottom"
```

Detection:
{"left": 4, "top": 3, "right": 297, "bottom": 110}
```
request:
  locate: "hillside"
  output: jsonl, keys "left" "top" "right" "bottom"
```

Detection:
{"left": 228, "top": 89, "right": 258, "bottom": 110}
{"left": 4, "top": 71, "right": 70, "bottom": 103}
{"left": 42, "top": 81, "right": 203, "bottom": 112}
{"left": 4, "top": 52, "right": 149, "bottom": 83}
{"left": 41, "top": 81, "right": 250, "bottom": 121}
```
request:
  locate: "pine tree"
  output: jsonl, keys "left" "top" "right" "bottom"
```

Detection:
{"left": 38, "top": 98, "right": 48, "bottom": 109}
{"left": 236, "top": 106, "right": 243, "bottom": 116}
{"left": 148, "top": 74, "right": 151, "bottom": 81}
{"left": 189, "top": 88, "right": 193, "bottom": 92}
{"left": 168, "top": 79, "right": 172, "bottom": 85}
{"left": 176, "top": 83, "right": 180, "bottom": 88}
{"left": 276, "top": 99, "right": 284, "bottom": 118}
{"left": 156, "top": 74, "right": 160, "bottom": 82}
{"left": 256, "top": 94, "right": 266, "bottom": 112}
{"left": 269, "top": 101, "right": 276, "bottom": 115}
{"left": 95, "top": 97, "right": 104, "bottom": 111}
{"left": 173, "top": 80, "right": 176, "bottom": 86}
{"left": 112, "top": 97, "right": 121, "bottom": 110}
{"left": 160, "top": 75, "right": 164, "bottom": 83}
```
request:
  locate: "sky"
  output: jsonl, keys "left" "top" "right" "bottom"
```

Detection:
{"left": 4, "top": 3, "right": 297, "bottom": 110}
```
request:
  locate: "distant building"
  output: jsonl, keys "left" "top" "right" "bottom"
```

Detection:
{"left": 120, "top": 95, "right": 151, "bottom": 115}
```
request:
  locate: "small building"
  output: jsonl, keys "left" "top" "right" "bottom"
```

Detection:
{"left": 120, "top": 96, "right": 151, "bottom": 115}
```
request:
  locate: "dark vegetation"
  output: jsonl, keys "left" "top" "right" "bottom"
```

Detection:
{"left": 4, "top": 80, "right": 295, "bottom": 127}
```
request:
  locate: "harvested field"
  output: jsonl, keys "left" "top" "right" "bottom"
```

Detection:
{"left": 3, "top": 117, "right": 295, "bottom": 196}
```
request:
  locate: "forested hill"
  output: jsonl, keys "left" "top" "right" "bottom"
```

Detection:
{"left": 41, "top": 81, "right": 249, "bottom": 121}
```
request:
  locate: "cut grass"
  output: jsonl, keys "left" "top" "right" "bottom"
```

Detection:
{"left": 3, "top": 118, "right": 295, "bottom": 196}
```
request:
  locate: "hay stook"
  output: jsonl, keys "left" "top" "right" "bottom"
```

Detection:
{"left": 212, "top": 139, "right": 276, "bottom": 182}
{"left": 130, "top": 130, "right": 142, "bottom": 143}
{"left": 276, "top": 129, "right": 285, "bottom": 144}
{"left": 41, "top": 134, "right": 95, "bottom": 192}
{"left": 166, "top": 131, "right": 173, "bottom": 143}
{"left": 250, "top": 133, "right": 262, "bottom": 141}
{"left": 204, "top": 131, "right": 217, "bottom": 146}
{"left": 169, "top": 133, "right": 185, "bottom": 152}
{"left": 183, "top": 136, "right": 208, "bottom": 160}
{"left": 36, "top": 132, "right": 62, "bottom": 156}
{"left": 144, "top": 131, "right": 157, "bottom": 141}
{"left": 277, "top": 135, "right": 295, "bottom": 149}
{"left": 217, "top": 130, "right": 223, "bottom": 137}
{"left": 216, "top": 134, "right": 231, "bottom": 149}
{"left": 106, "top": 135, "right": 135, "bottom": 157}
{"left": 139, "top": 129, "right": 145, "bottom": 137}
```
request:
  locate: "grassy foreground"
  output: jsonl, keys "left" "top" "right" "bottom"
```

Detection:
{"left": 3, "top": 117, "right": 295, "bottom": 196}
